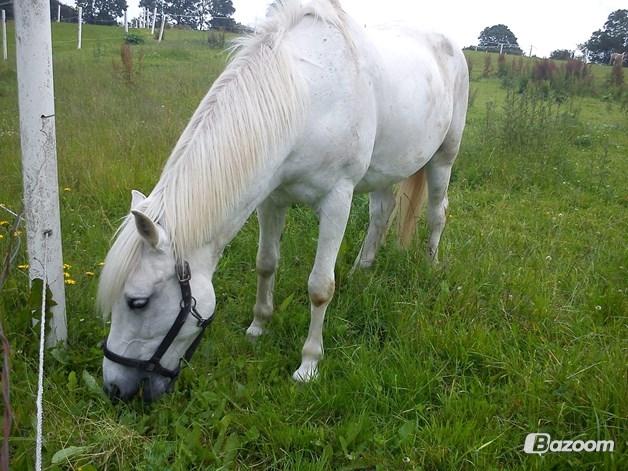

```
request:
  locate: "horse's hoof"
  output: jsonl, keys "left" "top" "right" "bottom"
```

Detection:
{"left": 292, "top": 362, "right": 319, "bottom": 382}
{"left": 245, "top": 325, "right": 264, "bottom": 342}
{"left": 349, "top": 258, "right": 373, "bottom": 276}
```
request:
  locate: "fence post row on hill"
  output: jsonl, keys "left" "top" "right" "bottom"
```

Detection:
{"left": 13, "top": 0, "right": 67, "bottom": 346}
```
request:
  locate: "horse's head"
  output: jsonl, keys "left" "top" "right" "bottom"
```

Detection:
{"left": 100, "top": 191, "right": 216, "bottom": 402}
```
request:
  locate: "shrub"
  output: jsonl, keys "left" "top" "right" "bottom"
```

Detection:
{"left": 482, "top": 54, "right": 492, "bottom": 78}
{"left": 532, "top": 59, "right": 557, "bottom": 82}
{"left": 120, "top": 43, "right": 133, "bottom": 83}
{"left": 207, "top": 29, "right": 226, "bottom": 49}
{"left": 610, "top": 61, "right": 624, "bottom": 88}
{"left": 465, "top": 54, "right": 473, "bottom": 79}
{"left": 550, "top": 49, "right": 573, "bottom": 60}
{"left": 499, "top": 87, "right": 581, "bottom": 155}
{"left": 497, "top": 53, "right": 508, "bottom": 78}
{"left": 468, "top": 87, "right": 478, "bottom": 107}
{"left": 112, "top": 43, "right": 143, "bottom": 84}
{"left": 124, "top": 33, "right": 145, "bottom": 45}
{"left": 505, "top": 57, "right": 595, "bottom": 98}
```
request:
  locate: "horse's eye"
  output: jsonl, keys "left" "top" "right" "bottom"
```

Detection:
{"left": 127, "top": 297, "right": 149, "bottom": 310}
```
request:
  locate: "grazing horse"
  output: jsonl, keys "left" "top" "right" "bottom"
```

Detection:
{"left": 98, "top": 0, "right": 469, "bottom": 401}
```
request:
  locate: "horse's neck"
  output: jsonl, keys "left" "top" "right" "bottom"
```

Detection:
{"left": 205, "top": 159, "right": 281, "bottom": 265}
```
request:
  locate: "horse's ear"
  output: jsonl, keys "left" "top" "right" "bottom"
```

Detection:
{"left": 131, "top": 210, "right": 159, "bottom": 248}
{"left": 131, "top": 190, "right": 147, "bottom": 209}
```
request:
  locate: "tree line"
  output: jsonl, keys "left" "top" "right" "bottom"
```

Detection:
{"left": 2, "top": 0, "right": 238, "bottom": 31}
{"left": 3, "top": 1, "right": 77, "bottom": 22}
{"left": 138, "top": 0, "right": 237, "bottom": 31}
{"left": 473, "top": 10, "right": 627, "bottom": 64}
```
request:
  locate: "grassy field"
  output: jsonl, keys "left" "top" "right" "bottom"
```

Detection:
{"left": 0, "top": 22, "right": 627, "bottom": 470}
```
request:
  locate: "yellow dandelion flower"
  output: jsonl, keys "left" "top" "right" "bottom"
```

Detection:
{"left": 64, "top": 272, "right": 71, "bottom": 278}
{"left": 13, "top": 230, "right": 22, "bottom": 236}
{"left": 85, "top": 271, "right": 95, "bottom": 277}
{"left": 64, "top": 279, "right": 77, "bottom": 285}
{"left": 98, "top": 262, "right": 105, "bottom": 267}
{"left": 63, "top": 263, "right": 72, "bottom": 269}
{"left": 17, "top": 264, "right": 29, "bottom": 269}
{"left": 0, "top": 234, "right": 3, "bottom": 240}
{"left": 0, "top": 220, "right": 8, "bottom": 226}
{"left": 63, "top": 187, "right": 72, "bottom": 192}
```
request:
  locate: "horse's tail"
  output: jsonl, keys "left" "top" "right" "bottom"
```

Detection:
{"left": 394, "top": 167, "right": 428, "bottom": 248}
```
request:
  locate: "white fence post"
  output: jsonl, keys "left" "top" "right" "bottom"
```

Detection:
{"left": 57, "top": 4, "right": 60, "bottom": 22}
{"left": 13, "top": 0, "right": 67, "bottom": 346}
{"left": 77, "top": 6, "right": 82, "bottom": 49}
{"left": 2, "top": 10, "right": 7, "bottom": 61}
{"left": 124, "top": 9, "right": 128, "bottom": 33}
{"left": 158, "top": 13, "right": 165, "bottom": 43}
{"left": 151, "top": 6, "right": 157, "bottom": 34}
{"left": 499, "top": 43, "right": 504, "bottom": 55}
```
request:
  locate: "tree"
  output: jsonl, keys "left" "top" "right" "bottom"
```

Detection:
{"left": 76, "top": 0, "right": 127, "bottom": 25}
{"left": 478, "top": 24, "right": 523, "bottom": 55}
{"left": 164, "top": 0, "right": 201, "bottom": 28}
{"left": 550, "top": 49, "right": 573, "bottom": 60}
{"left": 581, "top": 9, "right": 628, "bottom": 64}
{"left": 209, "top": 0, "right": 236, "bottom": 31}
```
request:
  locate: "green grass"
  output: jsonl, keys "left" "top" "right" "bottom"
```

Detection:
{"left": 1, "top": 23, "right": 627, "bottom": 470}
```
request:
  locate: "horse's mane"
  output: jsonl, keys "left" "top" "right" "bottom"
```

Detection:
{"left": 97, "top": 0, "right": 349, "bottom": 315}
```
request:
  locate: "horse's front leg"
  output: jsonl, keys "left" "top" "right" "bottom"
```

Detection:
{"left": 293, "top": 182, "right": 354, "bottom": 382}
{"left": 246, "top": 200, "right": 287, "bottom": 340}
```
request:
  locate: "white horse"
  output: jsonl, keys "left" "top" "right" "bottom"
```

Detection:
{"left": 98, "top": 0, "right": 469, "bottom": 401}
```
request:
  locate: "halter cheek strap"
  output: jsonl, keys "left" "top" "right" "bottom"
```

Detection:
{"left": 102, "top": 261, "right": 214, "bottom": 379}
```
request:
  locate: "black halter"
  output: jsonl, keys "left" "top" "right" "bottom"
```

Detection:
{"left": 102, "top": 261, "right": 214, "bottom": 379}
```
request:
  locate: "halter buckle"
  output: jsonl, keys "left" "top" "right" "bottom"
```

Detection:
{"left": 176, "top": 261, "right": 191, "bottom": 282}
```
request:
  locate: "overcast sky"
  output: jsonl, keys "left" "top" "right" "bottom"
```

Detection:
{"left": 122, "top": 0, "right": 625, "bottom": 58}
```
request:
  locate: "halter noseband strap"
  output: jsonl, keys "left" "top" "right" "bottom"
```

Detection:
{"left": 102, "top": 261, "right": 214, "bottom": 380}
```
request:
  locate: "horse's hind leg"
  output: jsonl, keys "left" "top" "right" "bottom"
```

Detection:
{"left": 425, "top": 141, "right": 460, "bottom": 263}
{"left": 246, "top": 200, "right": 287, "bottom": 340}
{"left": 352, "top": 187, "right": 396, "bottom": 271}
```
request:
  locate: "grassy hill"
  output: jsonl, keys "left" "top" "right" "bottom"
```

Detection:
{"left": 0, "top": 23, "right": 626, "bottom": 470}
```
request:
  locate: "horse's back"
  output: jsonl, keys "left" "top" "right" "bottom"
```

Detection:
{"left": 273, "top": 15, "right": 468, "bottom": 202}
